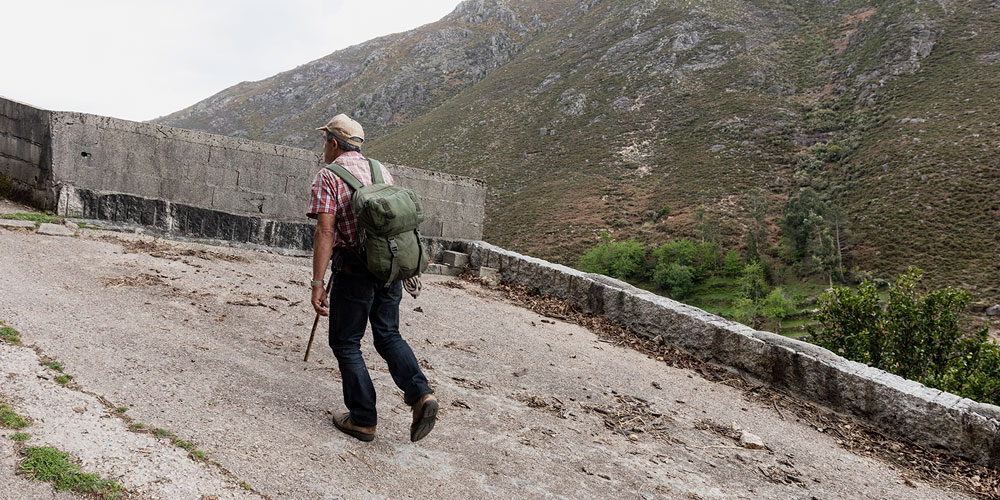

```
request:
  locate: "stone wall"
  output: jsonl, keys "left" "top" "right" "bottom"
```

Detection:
{"left": 425, "top": 238, "right": 1000, "bottom": 469}
{"left": 0, "top": 98, "right": 52, "bottom": 207}
{"left": 1, "top": 97, "right": 486, "bottom": 249}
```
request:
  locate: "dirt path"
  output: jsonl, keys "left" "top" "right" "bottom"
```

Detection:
{"left": 0, "top": 226, "right": 975, "bottom": 499}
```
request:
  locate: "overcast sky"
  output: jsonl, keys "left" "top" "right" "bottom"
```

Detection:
{"left": 1, "top": 0, "right": 463, "bottom": 122}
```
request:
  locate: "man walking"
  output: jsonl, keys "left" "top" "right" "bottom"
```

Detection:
{"left": 307, "top": 113, "right": 437, "bottom": 442}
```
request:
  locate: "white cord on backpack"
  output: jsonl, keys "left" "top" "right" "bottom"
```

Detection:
{"left": 403, "top": 276, "right": 422, "bottom": 299}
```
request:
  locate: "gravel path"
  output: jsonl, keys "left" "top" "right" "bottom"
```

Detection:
{"left": 0, "top": 226, "right": 973, "bottom": 499}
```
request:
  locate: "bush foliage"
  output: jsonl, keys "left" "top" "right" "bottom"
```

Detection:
{"left": 577, "top": 235, "right": 802, "bottom": 329}
{"left": 811, "top": 268, "right": 999, "bottom": 405}
{"left": 653, "top": 262, "right": 694, "bottom": 299}
{"left": 577, "top": 234, "right": 646, "bottom": 281}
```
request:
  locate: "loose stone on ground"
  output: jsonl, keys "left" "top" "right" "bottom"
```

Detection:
{"left": 0, "top": 219, "right": 37, "bottom": 229}
{"left": 36, "top": 223, "right": 74, "bottom": 237}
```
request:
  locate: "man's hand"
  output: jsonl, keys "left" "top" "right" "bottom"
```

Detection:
{"left": 311, "top": 284, "right": 330, "bottom": 316}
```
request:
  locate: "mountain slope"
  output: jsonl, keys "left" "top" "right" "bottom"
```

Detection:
{"left": 158, "top": 0, "right": 1000, "bottom": 301}
{"left": 155, "top": 0, "right": 574, "bottom": 149}
{"left": 367, "top": 0, "right": 999, "bottom": 299}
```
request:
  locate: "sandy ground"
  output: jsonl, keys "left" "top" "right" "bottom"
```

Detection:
{"left": 0, "top": 220, "right": 975, "bottom": 499}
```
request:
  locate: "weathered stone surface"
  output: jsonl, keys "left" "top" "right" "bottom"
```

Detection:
{"left": 0, "top": 98, "right": 53, "bottom": 208}
{"left": 986, "top": 304, "right": 1000, "bottom": 317}
{"left": 425, "top": 263, "right": 462, "bottom": 276}
{"left": 442, "top": 250, "right": 470, "bottom": 268}
{"left": 0, "top": 219, "right": 36, "bottom": 229}
{"left": 37, "top": 222, "right": 74, "bottom": 236}
{"left": 740, "top": 431, "right": 765, "bottom": 450}
{"left": 2, "top": 96, "right": 486, "bottom": 248}
{"left": 478, "top": 266, "right": 500, "bottom": 285}
{"left": 428, "top": 237, "right": 1000, "bottom": 469}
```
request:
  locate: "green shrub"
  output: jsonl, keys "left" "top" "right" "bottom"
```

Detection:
{"left": 811, "top": 268, "right": 999, "bottom": 405}
{"left": 655, "top": 205, "right": 671, "bottom": 220}
{"left": 693, "top": 241, "right": 721, "bottom": 278}
{"left": 652, "top": 239, "right": 696, "bottom": 267}
{"left": 738, "top": 262, "right": 769, "bottom": 303}
{"left": 653, "top": 262, "right": 694, "bottom": 299}
{"left": 731, "top": 297, "right": 758, "bottom": 326}
{"left": 577, "top": 236, "right": 647, "bottom": 281}
{"left": 760, "top": 287, "right": 797, "bottom": 329}
{"left": 823, "top": 144, "right": 843, "bottom": 162}
{"left": 722, "top": 249, "right": 743, "bottom": 277}
{"left": 729, "top": 262, "right": 772, "bottom": 328}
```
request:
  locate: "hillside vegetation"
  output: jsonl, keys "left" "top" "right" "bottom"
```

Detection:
{"left": 156, "top": 0, "right": 1000, "bottom": 303}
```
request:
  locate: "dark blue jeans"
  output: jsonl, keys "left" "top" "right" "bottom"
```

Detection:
{"left": 328, "top": 264, "right": 432, "bottom": 427}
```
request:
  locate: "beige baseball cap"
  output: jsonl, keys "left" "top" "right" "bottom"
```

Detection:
{"left": 316, "top": 114, "right": 365, "bottom": 147}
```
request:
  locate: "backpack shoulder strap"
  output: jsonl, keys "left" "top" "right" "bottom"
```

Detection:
{"left": 368, "top": 158, "right": 385, "bottom": 185}
{"left": 324, "top": 163, "right": 363, "bottom": 191}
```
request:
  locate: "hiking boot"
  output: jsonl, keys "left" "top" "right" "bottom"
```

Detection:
{"left": 410, "top": 394, "right": 438, "bottom": 442}
{"left": 332, "top": 411, "right": 376, "bottom": 442}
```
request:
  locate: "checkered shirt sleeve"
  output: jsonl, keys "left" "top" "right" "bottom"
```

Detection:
{"left": 307, "top": 169, "right": 338, "bottom": 219}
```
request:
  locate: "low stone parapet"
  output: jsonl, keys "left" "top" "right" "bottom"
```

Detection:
{"left": 426, "top": 237, "right": 1000, "bottom": 469}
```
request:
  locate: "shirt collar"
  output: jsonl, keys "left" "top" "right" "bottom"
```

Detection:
{"left": 336, "top": 151, "right": 364, "bottom": 163}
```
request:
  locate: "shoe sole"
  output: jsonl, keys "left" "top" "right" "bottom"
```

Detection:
{"left": 410, "top": 399, "right": 439, "bottom": 442}
{"left": 333, "top": 418, "right": 376, "bottom": 442}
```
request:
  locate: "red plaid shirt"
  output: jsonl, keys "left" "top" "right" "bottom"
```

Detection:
{"left": 306, "top": 151, "right": 394, "bottom": 248}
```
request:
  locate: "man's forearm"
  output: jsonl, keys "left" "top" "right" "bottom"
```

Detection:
{"left": 312, "top": 226, "right": 335, "bottom": 283}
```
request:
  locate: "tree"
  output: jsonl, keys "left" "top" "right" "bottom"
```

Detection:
{"left": 827, "top": 203, "right": 848, "bottom": 282}
{"left": 738, "top": 261, "right": 768, "bottom": 303}
{"left": 731, "top": 261, "right": 769, "bottom": 328}
{"left": 742, "top": 188, "right": 769, "bottom": 263}
{"left": 652, "top": 239, "right": 696, "bottom": 268}
{"left": 760, "top": 287, "right": 797, "bottom": 330}
{"left": 578, "top": 234, "right": 647, "bottom": 281}
{"left": 653, "top": 262, "right": 694, "bottom": 299}
{"left": 693, "top": 241, "right": 721, "bottom": 279}
{"left": 783, "top": 188, "right": 826, "bottom": 261}
{"left": 722, "top": 249, "right": 743, "bottom": 277}
{"left": 694, "top": 205, "right": 718, "bottom": 243}
{"left": 810, "top": 268, "right": 999, "bottom": 405}
{"left": 782, "top": 188, "right": 846, "bottom": 283}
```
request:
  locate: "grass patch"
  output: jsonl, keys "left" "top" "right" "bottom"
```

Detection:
{"left": 43, "top": 361, "right": 64, "bottom": 372}
{"left": 154, "top": 428, "right": 173, "bottom": 438}
{"left": 11, "top": 432, "right": 31, "bottom": 442}
{"left": 129, "top": 422, "right": 145, "bottom": 430}
{"left": 0, "top": 404, "right": 30, "bottom": 429}
{"left": 54, "top": 374, "right": 73, "bottom": 385}
{"left": 0, "top": 213, "right": 62, "bottom": 224}
{"left": 168, "top": 434, "right": 208, "bottom": 460}
{"left": 115, "top": 406, "right": 128, "bottom": 413}
{"left": 1, "top": 325, "right": 21, "bottom": 344}
{"left": 171, "top": 437, "right": 195, "bottom": 451}
{"left": 240, "top": 482, "right": 252, "bottom": 490}
{"left": 19, "top": 446, "right": 124, "bottom": 499}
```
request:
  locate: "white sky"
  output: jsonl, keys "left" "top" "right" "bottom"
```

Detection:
{"left": 0, "top": 0, "right": 463, "bottom": 122}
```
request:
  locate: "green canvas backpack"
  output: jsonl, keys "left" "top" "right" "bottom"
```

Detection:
{"left": 326, "top": 158, "right": 428, "bottom": 286}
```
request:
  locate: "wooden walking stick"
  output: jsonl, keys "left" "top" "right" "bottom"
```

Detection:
{"left": 303, "top": 276, "right": 335, "bottom": 362}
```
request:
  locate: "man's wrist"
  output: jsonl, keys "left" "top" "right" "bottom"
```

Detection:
{"left": 310, "top": 280, "right": 325, "bottom": 287}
